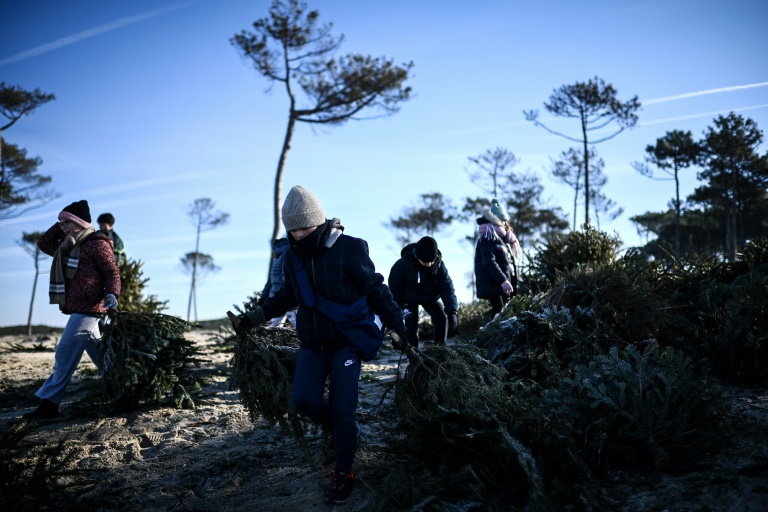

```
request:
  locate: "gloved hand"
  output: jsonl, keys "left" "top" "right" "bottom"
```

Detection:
{"left": 240, "top": 307, "right": 267, "bottom": 335}
{"left": 235, "top": 314, "right": 253, "bottom": 335}
{"left": 501, "top": 280, "right": 514, "bottom": 295}
{"left": 104, "top": 294, "right": 118, "bottom": 311}
{"left": 447, "top": 312, "right": 458, "bottom": 336}
{"left": 402, "top": 305, "right": 415, "bottom": 320}
{"left": 390, "top": 326, "right": 408, "bottom": 352}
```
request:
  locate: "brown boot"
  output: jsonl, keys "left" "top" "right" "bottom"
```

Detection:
{"left": 22, "top": 399, "right": 60, "bottom": 420}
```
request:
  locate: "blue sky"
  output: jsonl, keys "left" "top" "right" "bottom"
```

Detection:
{"left": 1, "top": 0, "right": 767, "bottom": 328}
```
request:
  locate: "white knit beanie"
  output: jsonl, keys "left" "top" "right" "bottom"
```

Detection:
{"left": 281, "top": 185, "right": 326, "bottom": 232}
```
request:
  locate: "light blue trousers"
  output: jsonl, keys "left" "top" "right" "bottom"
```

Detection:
{"left": 35, "top": 313, "right": 101, "bottom": 405}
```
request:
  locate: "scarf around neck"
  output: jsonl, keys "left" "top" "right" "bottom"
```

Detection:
{"left": 49, "top": 227, "right": 96, "bottom": 305}
{"left": 478, "top": 223, "right": 522, "bottom": 260}
{"left": 289, "top": 218, "right": 344, "bottom": 259}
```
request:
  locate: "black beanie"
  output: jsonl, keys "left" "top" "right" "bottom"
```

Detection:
{"left": 59, "top": 199, "right": 91, "bottom": 224}
{"left": 415, "top": 236, "right": 438, "bottom": 262}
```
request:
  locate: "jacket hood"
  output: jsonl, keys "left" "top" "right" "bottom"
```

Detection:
{"left": 273, "top": 238, "right": 290, "bottom": 257}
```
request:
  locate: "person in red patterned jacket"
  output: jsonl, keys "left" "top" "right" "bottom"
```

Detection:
{"left": 22, "top": 200, "right": 121, "bottom": 420}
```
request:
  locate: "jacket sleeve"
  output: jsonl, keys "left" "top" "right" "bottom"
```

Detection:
{"left": 37, "top": 223, "right": 65, "bottom": 256}
{"left": 94, "top": 239, "right": 121, "bottom": 298}
{"left": 387, "top": 260, "right": 406, "bottom": 308}
{"left": 258, "top": 277, "right": 271, "bottom": 304}
{"left": 437, "top": 262, "right": 459, "bottom": 313}
{"left": 349, "top": 239, "right": 404, "bottom": 330}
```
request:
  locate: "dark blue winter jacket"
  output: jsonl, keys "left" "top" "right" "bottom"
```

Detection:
{"left": 261, "top": 219, "right": 404, "bottom": 351}
{"left": 474, "top": 224, "right": 517, "bottom": 299}
{"left": 388, "top": 243, "right": 458, "bottom": 313}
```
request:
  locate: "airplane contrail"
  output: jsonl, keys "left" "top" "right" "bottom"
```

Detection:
{"left": 640, "top": 103, "right": 768, "bottom": 126}
{"left": 645, "top": 82, "right": 768, "bottom": 105}
{"left": 0, "top": 1, "right": 197, "bottom": 67}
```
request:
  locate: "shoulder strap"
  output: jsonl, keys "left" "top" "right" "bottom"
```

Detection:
{"left": 290, "top": 255, "right": 370, "bottom": 322}
{"left": 291, "top": 255, "right": 316, "bottom": 308}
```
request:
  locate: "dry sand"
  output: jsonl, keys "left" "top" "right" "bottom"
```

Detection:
{"left": 1, "top": 329, "right": 767, "bottom": 511}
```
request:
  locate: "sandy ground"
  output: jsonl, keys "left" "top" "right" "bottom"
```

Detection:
{"left": 1, "top": 329, "right": 767, "bottom": 511}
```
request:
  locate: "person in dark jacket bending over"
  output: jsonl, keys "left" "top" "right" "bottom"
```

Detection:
{"left": 235, "top": 185, "right": 408, "bottom": 506}
{"left": 388, "top": 236, "right": 459, "bottom": 347}
{"left": 474, "top": 199, "right": 522, "bottom": 316}
{"left": 23, "top": 200, "right": 120, "bottom": 420}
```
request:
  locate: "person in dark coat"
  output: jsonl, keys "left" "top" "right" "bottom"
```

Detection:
{"left": 474, "top": 199, "right": 522, "bottom": 316}
{"left": 235, "top": 185, "right": 407, "bottom": 506}
{"left": 23, "top": 200, "right": 121, "bottom": 420}
{"left": 257, "top": 237, "right": 295, "bottom": 326}
{"left": 388, "top": 236, "right": 459, "bottom": 347}
{"left": 96, "top": 212, "right": 127, "bottom": 267}
{"left": 259, "top": 237, "right": 290, "bottom": 301}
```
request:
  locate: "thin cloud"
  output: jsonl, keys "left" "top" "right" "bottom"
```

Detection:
{"left": 85, "top": 172, "right": 212, "bottom": 197}
{"left": 645, "top": 82, "right": 768, "bottom": 105}
{"left": 0, "top": 1, "right": 198, "bottom": 66}
{"left": 0, "top": 172, "right": 212, "bottom": 228}
{"left": 640, "top": 103, "right": 768, "bottom": 127}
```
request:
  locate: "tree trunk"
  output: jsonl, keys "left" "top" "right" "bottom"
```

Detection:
{"left": 723, "top": 200, "right": 733, "bottom": 261}
{"left": 674, "top": 163, "right": 681, "bottom": 259}
{"left": 581, "top": 113, "right": 590, "bottom": 227}
{"left": 730, "top": 158, "right": 740, "bottom": 260}
{"left": 187, "top": 224, "right": 201, "bottom": 322}
{"left": 572, "top": 184, "right": 579, "bottom": 231}
{"left": 27, "top": 252, "right": 40, "bottom": 336}
{"left": 721, "top": 156, "right": 739, "bottom": 261}
{"left": 187, "top": 267, "right": 197, "bottom": 322}
{"left": 268, "top": 113, "right": 297, "bottom": 280}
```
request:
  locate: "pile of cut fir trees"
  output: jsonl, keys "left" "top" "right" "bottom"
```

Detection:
{"left": 228, "top": 228, "right": 767, "bottom": 511}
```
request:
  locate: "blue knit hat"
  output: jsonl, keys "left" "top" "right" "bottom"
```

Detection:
{"left": 481, "top": 199, "right": 509, "bottom": 226}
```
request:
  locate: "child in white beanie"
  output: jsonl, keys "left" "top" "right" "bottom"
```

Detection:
{"left": 236, "top": 185, "right": 408, "bottom": 505}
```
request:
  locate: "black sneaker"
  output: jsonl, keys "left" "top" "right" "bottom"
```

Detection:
{"left": 22, "top": 399, "right": 60, "bottom": 420}
{"left": 324, "top": 470, "right": 355, "bottom": 505}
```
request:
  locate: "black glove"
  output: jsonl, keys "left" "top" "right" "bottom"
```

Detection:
{"left": 447, "top": 312, "right": 458, "bottom": 336}
{"left": 230, "top": 307, "right": 266, "bottom": 335}
{"left": 235, "top": 314, "right": 253, "bottom": 335}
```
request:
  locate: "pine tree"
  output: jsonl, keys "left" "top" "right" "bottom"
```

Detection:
{"left": 118, "top": 259, "right": 168, "bottom": 314}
